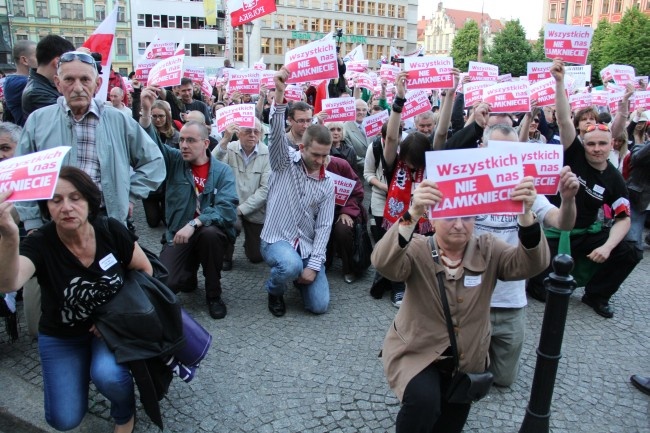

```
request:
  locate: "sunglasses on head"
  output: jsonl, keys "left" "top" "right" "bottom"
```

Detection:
{"left": 58, "top": 51, "right": 98, "bottom": 70}
{"left": 585, "top": 124, "right": 610, "bottom": 133}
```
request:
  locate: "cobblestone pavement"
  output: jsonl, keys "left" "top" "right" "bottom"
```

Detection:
{"left": 0, "top": 203, "right": 648, "bottom": 433}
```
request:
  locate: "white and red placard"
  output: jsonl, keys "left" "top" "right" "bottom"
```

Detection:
{"left": 200, "top": 76, "right": 214, "bottom": 100}
{"left": 326, "top": 170, "right": 356, "bottom": 206}
{"left": 0, "top": 146, "right": 71, "bottom": 202}
{"left": 379, "top": 64, "right": 401, "bottom": 83}
{"left": 214, "top": 104, "right": 256, "bottom": 133}
{"left": 482, "top": 81, "right": 531, "bottom": 113}
{"left": 228, "top": 0, "right": 276, "bottom": 26}
{"left": 591, "top": 90, "right": 608, "bottom": 107}
{"left": 346, "top": 60, "right": 369, "bottom": 73}
{"left": 147, "top": 54, "right": 184, "bottom": 87}
{"left": 227, "top": 70, "right": 260, "bottom": 94}
{"left": 285, "top": 35, "right": 338, "bottom": 84}
{"left": 355, "top": 73, "right": 373, "bottom": 90}
{"left": 527, "top": 62, "right": 553, "bottom": 83}
{"left": 634, "top": 76, "right": 649, "bottom": 89}
{"left": 468, "top": 61, "right": 498, "bottom": 82}
{"left": 606, "top": 83, "right": 625, "bottom": 93}
{"left": 608, "top": 91, "right": 625, "bottom": 115}
{"left": 402, "top": 90, "right": 433, "bottom": 121}
{"left": 134, "top": 58, "right": 159, "bottom": 82}
{"left": 321, "top": 97, "right": 356, "bottom": 122}
{"left": 497, "top": 73, "right": 513, "bottom": 83}
{"left": 425, "top": 145, "right": 525, "bottom": 218}
{"left": 184, "top": 66, "right": 205, "bottom": 84}
{"left": 529, "top": 76, "right": 574, "bottom": 107}
{"left": 569, "top": 92, "right": 593, "bottom": 111}
{"left": 124, "top": 80, "right": 134, "bottom": 93}
{"left": 404, "top": 56, "right": 454, "bottom": 90}
{"left": 254, "top": 57, "right": 267, "bottom": 70}
{"left": 634, "top": 91, "right": 650, "bottom": 111}
{"left": 259, "top": 70, "right": 276, "bottom": 89}
{"left": 284, "top": 84, "right": 303, "bottom": 101}
{"left": 490, "top": 141, "right": 563, "bottom": 195}
{"left": 362, "top": 109, "right": 389, "bottom": 138}
{"left": 609, "top": 65, "right": 635, "bottom": 86}
{"left": 565, "top": 65, "right": 592, "bottom": 87}
{"left": 142, "top": 37, "right": 177, "bottom": 60}
{"left": 463, "top": 81, "right": 493, "bottom": 108}
{"left": 544, "top": 23, "right": 593, "bottom": 65}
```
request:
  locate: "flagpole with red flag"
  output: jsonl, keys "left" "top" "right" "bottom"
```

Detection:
{"left": 83, "top": 6, "right": 118, "bottom": 101}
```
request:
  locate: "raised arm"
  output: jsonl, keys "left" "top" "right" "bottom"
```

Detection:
{"left": 611, "top": 83, "right": 634, "bottom": 140}
{"left": 433, "top": 68, "right": 460, "bottom": 150}
{"left": 0, "top": 192, "right": 35, "bottom": 292}
{"left": 384, "top": 72, "right": 407, "bottom": 170}
{"left": 550, "top": 59, "right": 576, "bottom": 150}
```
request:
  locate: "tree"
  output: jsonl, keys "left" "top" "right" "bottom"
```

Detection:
{"left": 485, "top": 19, "right": 533, "bottom": 77}
{"left": 450, "top": 20, "right": 481, "bottom": 72}
{"left": 602, "top": 7, "right": 650, "bottom": 76}
{"left": 530, "top": 27, "right": 546, "bottom": 62}
{"left": 588, "top": 19, "right": 612, "bottom": 85}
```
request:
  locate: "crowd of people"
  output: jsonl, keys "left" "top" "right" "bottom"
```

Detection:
{"left": 0, "top": 32, "right": 649, "bottom": 432}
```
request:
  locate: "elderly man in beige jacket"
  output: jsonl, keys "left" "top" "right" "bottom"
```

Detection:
{"left": 213, "top": 117, "right": 270, "bottom": 269}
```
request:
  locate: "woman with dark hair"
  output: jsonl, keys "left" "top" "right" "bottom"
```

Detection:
{"left": 0, "top": 166, "right": 152, "bottom": 433}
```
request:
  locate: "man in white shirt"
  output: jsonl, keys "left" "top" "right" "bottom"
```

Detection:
{"left": 107, "top": 87, "right": 132, "bottom": 116}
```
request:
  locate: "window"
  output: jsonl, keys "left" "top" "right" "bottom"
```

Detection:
{"left": 138, "top": 42, "right": 147, "bottom": 55}
{"left": 60, "top": 3, "right": 84, "bottom": 20}
{"left": 346, "top": 0, "right": 354, "bottom": 13}
{"left": 287, "top": 39, "right": 296, "bottom": 49}
{"left": 398, "top": 5, "right": 405, "bottom": 18}
{"left": 560, "top": 2, "right": 566, "bottom": 21}
{"left": 388, "top": 4, "right": 395, "bottom": 17}
{"left": 153, "top": 15, "right": 161, "bottom": 27}
{"left": 367, "top": 1, "right": 375, "bottom": 15}
{"left": 574, "top": 0, "right": 582, "bottom": 15}
{"left": 274, "top": 14, "right": 284, "bottom": 29}
{"left": 550, "top": 3, "right": 557, "bottom": 19}
{"left": 357, "top": 0, "right": 364, "bottom": 13}
{"left": 335, "top": 19, "right": 343, "bottom": 30}
{"left": 311, "top": 18, "right": 319, "bottom": 31}
{"left": 346, "top": 21, "right": 353, "bottom": 34}
{"left": 182, "top": 16, "right": 190, "bottom": 28}
{"left": 74, "top": 36, "right": 84, "bottom": 47}
{"left": 378, "top": 3, "right": 385, "bottom": 16}
{"left": 16, "top": 34, "right": 28, "bottom": 40}
{"left": 118, "top": 6, "right": 126, "bottom": 22}
{"left": 323, "top": 0, "right": 333, "bottom": 10}
{"left": 614, "top": 0, "right": 622, "bottom": 12}
{"left": 117, "top": 38, "right": 127, "bottom": 56}
{"left": 167, "top": 16, "right": 176, "bottom": 28}
{"left": 585, "top": 0, "right": 593, "bottom": 14}
{"left": 377, "top": 24, "right": 385, "bottom": 37}
{"left": 397, "top": 26, "right": 404, "bottom": 39}
{"left": 137, "top": 14, "right": 145, "bottom": 26}
{"left": 95, "top": 5, "right": 106, "bottom": 21}
{"left": 323, "top": 18, "right": 332, "bottom": 32}
{"left": 12, "top": 0, "right": 26, "bottom": 17}
{"left": 302, "top": 18, "right": 309, "bottom": 31}
{"left": 35, "top": 0, "right": 48, "bottom": 18}
{"left": 602, "top": 0, "right": 610, "bottom": 12}
{"left": 367, "top": 22, "right": 375, "bottom": 36}
{"left": 274, "top": 38, "right": 283, "bottom": 55}
{"left": 261, "top": 16, "right": 272, "bottom": 28}
{"left": 119, "top": 68, "right": 128, "bottom": 76}
{"left": 287, "top": 17, "right": 297, "bottom": 30}
{"left": 261, "top": 37, "right": 270, "bottom": 54}
{"left": 358, "top": 22, "right": 365, "bottom": 34}
{"left": 286, "top": 0, "right": 296, "bottom": 6}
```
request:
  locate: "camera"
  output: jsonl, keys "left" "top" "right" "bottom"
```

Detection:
{"left": 390, "top": 56, "right": 404, "bottom": 64}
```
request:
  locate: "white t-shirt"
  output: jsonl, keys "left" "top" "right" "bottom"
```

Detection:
{"left": 474, "top": 195, "right": 555, "bottom": 308}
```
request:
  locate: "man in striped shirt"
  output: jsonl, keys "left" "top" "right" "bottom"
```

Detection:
{"left": 260, "top": 67, "right": 335, "bottom": 317}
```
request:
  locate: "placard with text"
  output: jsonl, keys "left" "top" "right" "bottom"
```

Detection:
{"left": 215, "top": 104, "right": 256, "bottom": 133}
{"left": 362, "top": 109, "right": 389, "bottom": 138}
{"left": 326, "top": 170, "right": 355, "bottom": 206}
{"left": 468, "top": 61, "right": 498, "bottom": 82}
{"left": 544, "top": 23, "right": 593, "bottom": 65}
{"left": 284, "top": 35, "right": 339, "bottom": 84}
{"left": 321, "top": 97, "right": 356, "bottom": 122}
{"left": 403, "top": 56, "right": 454, "bottom": 90}
{"left": 402, "top": 90, "right": 433, "bottom": 120}
{"left": 147, "top": 54, "right": 184, "bottom": 87}
{"left": 482, "top": 81, "right": 530, "bottom": 113}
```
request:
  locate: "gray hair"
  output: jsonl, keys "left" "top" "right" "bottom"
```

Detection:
{"left": 0, "top": 122, "right": 22, "bottom": 144}
{"left": 414, "top": 110, "right": 435, "bottom": 125}
{"left": 482, "top": 124, "right": 519, "bottom": 144}
{"left": 326, "top": 121, "right": 346, "bottom": 140}
{"left": 12, "top": 40, "right": 36, "bottom": 63}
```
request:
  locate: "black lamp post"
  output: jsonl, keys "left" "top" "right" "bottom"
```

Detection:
{"left": 244, "top": 22, "right": 253, "bottom": 68}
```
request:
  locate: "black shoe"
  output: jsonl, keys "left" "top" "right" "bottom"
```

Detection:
{"left": 581, "top": 294, "right": 614, "bottom": 318}
{"left": 268, "top": 294, "right": 286, "bottom": 317}
{"left": 222, "top": 260, "right": 233, "bottom": 271}
{"left": 208, "top": 297, "right": 227, "bottom": 319}
{"left": 526, "top": 284, "right": 546, "bottom": 302}
{"left": 630, "top": 375, "right": 650, "bottom": 396}
{"left": 390, "top": 289, "right": 404, "bottom": 308}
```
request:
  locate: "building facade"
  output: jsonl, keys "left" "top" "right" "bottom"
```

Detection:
{"left": 422, "top": 2, "right": 503, "bottom": 57}
{"left": 543, "top": 0, "right": 650, "bottom": 27}
{"left": 5, "top": 0, "right": 132, "bottom": 74}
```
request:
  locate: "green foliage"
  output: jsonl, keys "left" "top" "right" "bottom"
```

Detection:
{"left": 485, "top": 19, "right": 533, "bottom": 77}
{"left": 588, "top": 19, "right": 612, "bottom": 85}
{"left": 601, "top": 7, "right": 650, "bottom": 77}
{"left": 450, "top": 20, "right": 481, "bottom": 72}
{"left": 530, "top": 27, "right": 547, "bottom": 62}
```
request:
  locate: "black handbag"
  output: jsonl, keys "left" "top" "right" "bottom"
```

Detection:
{"left": 428, "top": 237, "right": 493, "bottom": 404}
{"left": 352, "top": 222, "right": 372, "bottom": 271}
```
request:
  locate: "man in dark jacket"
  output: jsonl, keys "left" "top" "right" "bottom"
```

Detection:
{"left": 2, "top": 40, "right": 36, "bottom": 124}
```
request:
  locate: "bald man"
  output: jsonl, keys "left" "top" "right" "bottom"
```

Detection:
{"left": 186, "top": 110, "right": 219, "bottom": 151}
{"left": 107, "top": 87, "right": 132, "bottom": 115}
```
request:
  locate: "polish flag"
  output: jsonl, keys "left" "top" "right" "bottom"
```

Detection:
{"left": 313, "top": 79, "right": 329, "bottom": 115}
{"left": 83, "top": 6, "right": 118, "bottom": 101}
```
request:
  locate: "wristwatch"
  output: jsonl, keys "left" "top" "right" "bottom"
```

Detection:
{"left": 188, "top": 219, "right": 198, "bottom": 228}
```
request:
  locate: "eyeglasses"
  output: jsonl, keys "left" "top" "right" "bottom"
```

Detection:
{"left": 531, "top": 118, "right": 540, "bottom": 123}
{"left": 58, "top": 51, "right": 97, "bottom": 70}
{"left": 241, "top": 128, "right": 261, "bottom": 135}
{"left": 151, "top": 114, "right": 166, "bottom": 119}
{"left": 179, "top": 137, "right": 202, "bottom": 144}
{"left": 585, "top": 124, "right": 610, "bottom": 133}
{"left": 292, "top": 118, "right": 313, "bottom": 124}
{"left": 441, "top": 216, "right": 475, "bottom": 222}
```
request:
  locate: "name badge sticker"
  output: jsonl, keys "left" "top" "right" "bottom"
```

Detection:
{"left": 464, "top": 275, "right": 482, "bottom": 287}
{"left": 99, "top": 253, "right": 118, "bottom": 271}
{"left": 593, "top": 184, "right": 605, "bottom": 195}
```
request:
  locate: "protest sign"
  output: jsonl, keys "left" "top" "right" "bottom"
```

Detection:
{"left": 565, "top": 65, "right": 592, "bottom": 87}
{"left": 608, "top": 64, "right": 635, "bottom": 86}
{"left": 482, "top": 81, "right": 530, "bottom": 113}
{"left": 184, "top": 66, "right": 205, "bottom": 84}
{"left": 490, "top": 141, "right": 563, "bottom": 195}
{"left": 544, "top": 23, "right": 593, "bottom": 65}
{"left": 569, "top": 92, "right": 593, "bottom": 111}
{"left": 200, "top": 76, "right": 214, "bottom": 100}
{"left": 285, "top": 35, "right": 338, "bottom": 84}
{"left": 425, "top": 146, "right": 525, "bottom": 218}
{"left": 362, "top": 109, "right": 389, "bottom": 138}
{"left": 497, "top": 73, "right": 513, "bottom": 83}
{"left": 468, "top": 61, "right": 498, "bottom": 82}
{"left": 322, "top": 97, "right": 356, "bottom": 122}
{"left": 0, "top": 146, "right": 71, "bottom": 202}
{"left": 147, "top": 54, "right": 184, "bottom": 87}
{"left": 326, "top": 170, "right": 355, "bottom": 206}
{"left": 379, "top": 64, "right": 400, "bottom": 82}
{"left": 355, "top": 73, "right": 373, "bottom": 90}
{"left": 404, "top": 56, "right": 454, "bottom": 90}
{"left": 284, "top": 84, "right": 303, "bottom": 101}
{"left": 343, "top": 45, "right": 364, "bottom": 62}
{"left": 227, "top": 70, "right": 260, "bottom": 94}
{"left": 134, "top": 58, "right": 159, "bottom": 82}
{"left": 634, "top": 91, "right": 650, "bottom": 111}
{"left": 254, "top": 57, "right": 267, "bottom": 70}
{"left": 144, "top": 39, "right": 176, "bottom": 60}
{"left": 634, "top": 76, "right": 648, "bottom": 90}
{"left": 608, "top": 91, "right": 625, "bottom": 115}
{"left": 527, "top": 62, "right": 553, "bottom": 83}
{"left": 463, "top": 81, "right": 493, "bottom": 108}
{"left": 402, "top": 90, "right": 432, "bottom": 121}
{"left": 346, "top": 60, "right": 369, "bottom": 73}
{"left": 528, "top": 76, "right": 574, "bottom": 107}
{"left": 228, "top": 0, "right": 276, "bottom": 26}
{"left": 259, "top": 70, "right": 276, "bottom": 89}
{"left": 214, "top": 104, "right": 256, "bottom": 133}
{"left": 591, "top": 90, "right": 608, "bottom": 107}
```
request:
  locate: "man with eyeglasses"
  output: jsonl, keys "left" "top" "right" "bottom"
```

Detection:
{"left": 213, "top": 118, "right": 270, "bottom": 270}
{"left": 16, "top": 51, "right": 165, "bottom": 232}
{"left": 285, "top": 101, "right": 313, "bottom": 150}
{"left": 20, "top": 35, "right": 75, "bottom": 125}
{"left": 527, "top": 59, "right": 640, "bottom": 319}
{"left": 141, "top": 88, "right": 238, "bottom": 319}
{"left": 344, "top": 98, "right": 370, "bottom": 171}
{"left": 260, "top": 67, "right": 335, "bottom": 318}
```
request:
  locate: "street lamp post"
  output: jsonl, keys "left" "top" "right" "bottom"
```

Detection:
{"left": 244, "top": 22, "right": 253, "bottom": 68}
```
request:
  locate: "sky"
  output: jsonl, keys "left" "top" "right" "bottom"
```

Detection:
{"left": 418, "top": 0, "right": 545, "bottom": 40}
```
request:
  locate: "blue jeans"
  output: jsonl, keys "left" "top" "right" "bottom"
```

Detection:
{"left": 260, "top": 240, "right": 329, "bottom": 314}
{"left": 625, "top": 206, "right": 647, "bottom": 253}
{"left": 39, "top": 333, "right": 135, "bottom": 431}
